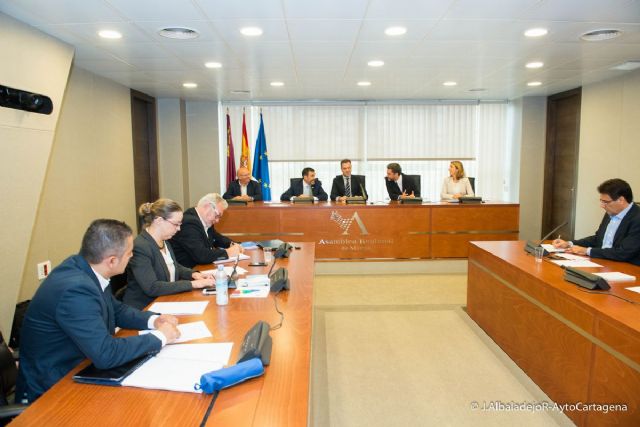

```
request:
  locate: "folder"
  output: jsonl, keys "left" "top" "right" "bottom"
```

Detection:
{"left": 72, "top": 353, "right": 154, "bottom": 386}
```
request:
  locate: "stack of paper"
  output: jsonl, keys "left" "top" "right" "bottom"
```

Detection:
{"left": 540, "top": 244, "right": 565, "bottom": 253}
{"left": 147, "top": 301, "right": 209, "bottom": 315}
{"left": 594, "top": 272, "right": 636, "bottom": 282}
{"left": 550, "top": 259, "right": 603, "bottom": 268}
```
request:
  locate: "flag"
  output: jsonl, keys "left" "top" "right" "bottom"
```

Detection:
{"left": 251, "top": 112, "right": 271, "bottom": 201}
{"left": 225, "top": 111, "right": 236, "bottom": 187}
{"left": 240, "top": 110, "right": 251, "bottom": 172}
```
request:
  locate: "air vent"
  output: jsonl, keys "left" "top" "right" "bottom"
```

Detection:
{"left": 158, "top": 27, "right": 199, "bottom": 40}
{"left": 580, "top": 29, "right": 621, "bottom": 41}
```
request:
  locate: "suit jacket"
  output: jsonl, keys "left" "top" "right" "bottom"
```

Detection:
{"left": 385, "top": 173, "right": 420, "bottom": 200}
{"left": 170, "top": 207, "right": 232, "bottom": 268}
{"left": 16, "top": 255, "right": 160, "bottom": 402}
{"left": 573, "top": 203, "right": 640, "bottom": 265}
{"left": 280, "top": 178, "right": 328, "bottom": 201}
{"left": 330, "top": 175, "right": 366, "bottom": 200}
{"left": 124, "top": 230, "right": 194, "bottom": 310}
{"left": 223, "top": 179, "right": 263, "bottom": 201}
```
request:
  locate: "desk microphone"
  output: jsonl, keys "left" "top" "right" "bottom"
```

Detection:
{"left": 360, "top": 182, "right": 368, "bottom": 201}
{"left": 524, "top": 221, "right": 568, "bottom": 256}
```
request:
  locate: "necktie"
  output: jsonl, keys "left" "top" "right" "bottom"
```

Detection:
{"left": 345, "top": 177, "right": 351, "bottom": 197}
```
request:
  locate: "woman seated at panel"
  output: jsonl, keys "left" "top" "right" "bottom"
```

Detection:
{"left": 124, "top": 198, "right": 215, "bottom": 310}
{"left": 441, "top": 160, "right": 474, "bottom": 200}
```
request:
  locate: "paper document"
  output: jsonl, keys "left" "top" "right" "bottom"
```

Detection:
{"left": 147, "top": 301, "right": 209, "bottom": 315}
{"left": 214, "top": 253, "right": 250, "bottom": 265}
{"left": 594, "top": 272, "right": 636, "bottom": 282}
{"left": 626, "top": 286, "right": 640, "bottom": 294}
{"left": 237, "top": 274, "right": 270, "bottom": 288}
{"left": 540, "top": 244, "right": 565, "bottom": 253}
{"left": 550, "top": 259, "right": 603, "bottom": 268}
{"left": 201, "top": 266, "right": 248, "bottom": 276}
{"left": 139, "top": 320, "right": 212, "bottom": 343}
{"left": 552, "top": 253, "right": 584, "bottom": 260}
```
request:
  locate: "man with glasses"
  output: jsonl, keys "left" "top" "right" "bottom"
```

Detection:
{"left": 170, "top": 193, "right": 243, "bottom": 268}
{"left": 553, "top": 178, "right": 640, "bottom": 265}
{"left": 223, "top": 167, "right": 263, "bottom": 201}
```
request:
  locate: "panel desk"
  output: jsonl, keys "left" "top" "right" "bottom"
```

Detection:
{"left": 217, "top": 201, "right": 519, "bottom": 260}
{"left": 467, "top": 241, "right": 640, "bottom": 426}
{"left": 10, "top": 243, "right": 315, "bottom": 427}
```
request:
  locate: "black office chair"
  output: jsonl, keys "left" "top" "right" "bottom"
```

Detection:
{"left": 406, "top": 174, "right": 421, "bottom": 195}
{"left": 109, "top": 273, "right": 127, "bottom": 301}
{"left": 335, "top": 175, "right": 367, "bottom": 196}
{"left": 289, "top": 178, "right": 303, "bottom": 188}
{"left": 468, "top": 177, "right": 476, "bottom": 193}
{"left": 0, "top": 333, "right": 28, "bottom": 424}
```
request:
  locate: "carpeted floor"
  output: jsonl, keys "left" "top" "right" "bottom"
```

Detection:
{"left": 310, "top": 274, "right": 574, "bottom": 427}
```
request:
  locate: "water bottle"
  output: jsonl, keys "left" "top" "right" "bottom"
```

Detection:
{"left": 215, "top": 265, "right": 228, "bottom": 306}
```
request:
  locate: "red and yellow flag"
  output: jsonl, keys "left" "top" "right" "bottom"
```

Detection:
{"left": 240, "top": 110, "right": 251, "bottom": 172}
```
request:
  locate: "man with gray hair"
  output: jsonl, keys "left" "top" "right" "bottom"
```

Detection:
{"left": 16, "top": 219, "right": 180, "bottom": 402}
{"left": 170, "top": 193, "right": 243, "bottom": 268}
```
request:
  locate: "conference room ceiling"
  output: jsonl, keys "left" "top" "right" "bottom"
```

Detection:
{"left": 2, "top": 0, "right": 639, "bottom": 102}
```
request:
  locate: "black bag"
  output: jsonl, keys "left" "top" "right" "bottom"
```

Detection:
{"left": 10, "top": 300, "right": 30, "bottom": 349}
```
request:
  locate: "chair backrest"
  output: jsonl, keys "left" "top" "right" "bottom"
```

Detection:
{"left": 0, "top": 341, "right": 18, "bottom": 406}
{"left": 352, "top": 174, "right": 366, "bottom": 188}
{"left": 9, "top": 300, "right": 30, "bottom": 350}
{"left": 468, "top": 177, "right": 476, "bottom": 193}
{"left": 406, "top": 174, "right": 421, "bottom": 195}
{"left": 289, "top": 178, "right": 302, "bottom": 187}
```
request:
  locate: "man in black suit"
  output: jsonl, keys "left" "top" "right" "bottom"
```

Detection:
{"left": 170, "top": 193, "right": 243, "bottom": 268}
{"left": 280, "top": 167, "right": 328, "bottom": 201}
{"left": 553, "top": 178, "right": 640, "bottom": 265}
{"left": 223, "top": 167, "right": 263, "bottom": 201}
{"left": 385, "top": 162, "right": 420, "bottom": 200}
{"left": 330, "top": 159, "right": 367, "bottom": 202}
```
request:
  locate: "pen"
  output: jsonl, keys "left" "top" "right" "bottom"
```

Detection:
{"left": 557, "top": 234, "right": 561, "bottom": 240}
{"left": 241, "top": 289, "right": 259, "bottom": 294}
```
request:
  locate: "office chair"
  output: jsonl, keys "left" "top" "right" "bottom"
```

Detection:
{"left": 0, "top": 333, "right": 28, "bottom": 424}
{"left": 109, "top": 273, "right": 127, "bottom": 301}
{"left": 289, "top": 178, "right": 303, "bottom": 188}
{"left": 468, "top": 177, "right": 476, "bottom": 193}
{"left": 406, "top": 174, "right": 421, "bottom": 195}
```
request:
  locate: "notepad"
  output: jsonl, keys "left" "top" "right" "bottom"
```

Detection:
{"left": 550, "top": 259, "right": 603, "bottom": 268}
{"left": 594, "top": 272, "right": 636, "bottom": 282}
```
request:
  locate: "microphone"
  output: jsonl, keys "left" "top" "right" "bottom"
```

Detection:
{"left": 524, "top": 221, "right": 568, "bottom": 256}
{"left": 359, "top": 182, "right": 368, "bottom": 201}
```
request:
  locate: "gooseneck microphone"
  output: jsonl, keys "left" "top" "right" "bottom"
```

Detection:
{"left": 524, "top": 221, "right": 568, "bottom": 256}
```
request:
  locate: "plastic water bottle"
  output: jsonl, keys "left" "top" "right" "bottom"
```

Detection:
{"left": 215, "top": 265, "right": 228, "bottom": 306}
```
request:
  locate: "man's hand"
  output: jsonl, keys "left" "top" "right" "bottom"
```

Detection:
{"left": 567, "top": 245, "right": 588, "bottom": 255}
{"left": 191, "top": 278, "right": 215, "bottom": 289}
{"left": 227, "top": 244, "right": 242, "bottom": 257}
{"left": 233, "top": 195, "right": 253, "bottom": 201}
{"left": 154, "top": 314, "right": 179, "bottom": 328}
{"left": 337, "top": 196, "right": 347, "bottom": 203}
{"left": 552, "top": 239, "right": 569, "bottom": 249}
{"left": 157, "top": 322, "right": 181, "bottom": 344}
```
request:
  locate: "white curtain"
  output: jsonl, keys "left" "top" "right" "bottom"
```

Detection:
{"left": 220, "top": 102, "right": 511, "bottom": 202}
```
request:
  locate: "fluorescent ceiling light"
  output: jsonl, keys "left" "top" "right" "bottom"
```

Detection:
{"left": 270, "top": 81, "right": 284, "bottom": 87}
{"left": 98, "top": 30, "right": 122, "bottom": 39}
{"left": 468, "top": 88, "right": 487, "bottom": 92}
{"left": 158, "top": 27, "right": 199, "bottom": 40}
{"left": 443, "top": 81, "right": 457, "bottom": 86}
{"left": 524, "top": 28, "right": 548, "bottom": 37}
{"left": 368, "top": 60, "right": 385, "bottom": 67}
{"left": 240, "top": 27, "right": 263, "bottom": 36}
{"left": 527, "top": 81, "right": 542, "bottom": 86}
{"left": 526, "top": 61, "right": 544, "bottom": 69}
{"left": 357, "top": 81, "right": 371, "bottom": 86}
{"left": 182, "top": 82, "right": 198, "bottom": 88}
{"left": 385, "top": 26, "right": 406, "bottom": 36}
{"left": 610, "top": 61, "right": 640, "bottom": 71}
{"left": 205, "top": 62, "right": 222, "bottom": 69}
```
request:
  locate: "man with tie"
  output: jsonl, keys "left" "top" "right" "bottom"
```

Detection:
{"left": 16, "top": 219, "right": 181, "bottom": 402}
{"left": 280, "top": 167, "right": 329, "bottom": 201}
{"left": 385, "top": 162, "right": 420, "bottom": 200}
{"left": 223, "top": 167, "right": 263, "bottom": 201}
{"left": 553, "top": 178, "right": 640, "bottom": 265}
{"left": 330, "top": 159, "right": 366, "bottom": 202}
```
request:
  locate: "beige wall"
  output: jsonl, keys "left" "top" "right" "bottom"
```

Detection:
{"left": 185, "top": 101, "right": 221, "bottom": 205}
{"left": 157, "top": 98, "right": 188, "bottom": 206}
{"left": 19, "top": 66, "right": 137, "bottom": 301}
{"left": 575, "top": 70, "right": 640, "bottom": 237}
{"left": 0, "top": 14, "right": 73, "bottom": 336}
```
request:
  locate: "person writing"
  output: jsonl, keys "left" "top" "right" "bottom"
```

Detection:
{"left": 553, "top": 178, "right": 640, "bottom": 265}
{"left": 16, "top": 219, "right": 181, "bottom": 403}
{"left": 280, "top": 167, "right": 329, "bottom": 201}
{"left": 441, "top": 160, "right": 474, "bottom": 200}
{"left": 171, "top": 193, "right": 243, "bottom": 268}
{"left": 124, "top": 199, "right": 215, "bottom": 310}
{"left": 223, "top": 167, "right": 263, "bottom": 201}
{"left": 330, "top": 159, "right": 366, "bottom": 202}
{"left": 385, "top": 162, "right": 420, "bottom": 200}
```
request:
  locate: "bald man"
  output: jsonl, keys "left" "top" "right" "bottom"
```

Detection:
{"left": 223, "top": 167, "right": 263, "bottom": 201}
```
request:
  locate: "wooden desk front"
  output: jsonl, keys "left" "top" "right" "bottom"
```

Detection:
{"left": 217, "top": 201, "right": 519, "bottom": 260}
{"left": 467, "top": 241, "right": 640, "bottom": 426}
{"left": 10, "top": 243, "right": 315, "bottom": 427}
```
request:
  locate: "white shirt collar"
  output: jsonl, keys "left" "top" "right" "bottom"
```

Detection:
{"left": 90, "top": 267, "right": 111, "bottom": 292}
{"left": 195, "top": 207, "right": 210, "bottom": 233}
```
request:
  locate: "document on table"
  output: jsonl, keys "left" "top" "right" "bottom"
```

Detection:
{"left": 540, "top": 244, "right": 565, "bottom": 253}
{"left": 147, "top": 301, "right": 209, "bottom": 315}
{"left": 552, "top": 253, "right": 585, "bottom": 260}
{"left": 139, "top": 320, "right": 212, "bottom": 343}
{"left": 594, "top": 272, "right": 636, "bottom": 282}
{"left": 550, "top": 259, "right": 603, "bottom": 268}
{"left": 237, "top": 274, "right": 270, "bottom": 287}
{"left": 200, "top": 266, "right": 248, "bottom": 276}
{"left": 626, "top": 286, "right": 640, "bottom": 294}
{"left": 121, "top": 343, "right": 233, "bottom": 393}
{"left": 213, "top": 253, "right": 250, "bottom": 264}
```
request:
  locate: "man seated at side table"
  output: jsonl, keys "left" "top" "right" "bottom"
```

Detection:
{"left": 280, "top": 167, "right": 328, "bottom": 201}
{"left": 553, "top": 178, "right": 640, "bottom": 265}
{"left": 16, "top": 219, "right": 180, "bottom": 403}
{"left": 223, "top": 167, "right": 263, "bottom": 202}
{"left": 170, "top": 193, "right": 243, "bottom": 268}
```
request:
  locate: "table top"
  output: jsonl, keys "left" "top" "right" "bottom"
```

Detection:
{"left": 225, "top": 200, "right": 518, "bottom": 209}
{"left": 11, "top": 243, "right": 315, "bottom": 427}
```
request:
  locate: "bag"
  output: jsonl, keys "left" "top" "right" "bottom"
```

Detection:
{"left": 195, "top": 358, "right": 264, "bottom": 394}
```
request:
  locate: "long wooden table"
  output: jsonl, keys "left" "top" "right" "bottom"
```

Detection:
{"left": 467, "top": 241, "right": 640, "bottom": 426}
{"left": 10, "top": 243, "right": 315, "bottom": 427}
{"left": 218, "top": 201, "right": 519, "bottom": 260}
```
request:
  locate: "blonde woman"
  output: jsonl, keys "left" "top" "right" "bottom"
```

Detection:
{"left": 441, "top": 161, "right": 474, "bottom": 200}
{"left": 124, "top": 198, "right": 214, "bottom": 309}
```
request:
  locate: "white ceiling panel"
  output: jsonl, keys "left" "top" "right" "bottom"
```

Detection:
{"left": 287, "top": 19, "right": 361, "bottom": 42}
{"left": 357, "top": 20, "right": 437, "bottom": 41}
{"left": 107, "top": 0, "right": 206, "bottom": 21}
{"left": 365, "top": 0, "right": 454, "bottom": 20}
{"left": 4, "top": 0, "right": 124, "bottom": 24}
{"left": 211, "top": 19, "right": 289, "bottom": 42}
{"left": 73, "top": 57, "right": 134, "bottom": 72}
{"left": 525, "top": 0, "right": 640, "bottom": 23}
{"left": 133, "top": 20, "right": 225, "bottom": 43}
{"left": 443, "top": 0, "right": 541, "bottom": 20}
{"left": 98, "top": 42, "right": 173, "bottom": 60}
{"left": 291, "top": 42, "right": 354, "bottom": 57}
{"left": 283, "top": 0, "right": 368, "bottom": 19}
{"left": 58, "top": 22, "right": 153, "bottom": 44}
{"left": 195, "top": 0, "right": 284, "bottom": 20}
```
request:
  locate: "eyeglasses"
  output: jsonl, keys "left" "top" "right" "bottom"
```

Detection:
{"left": 599, "top": 198, "right": 617, "bottom": 205}
{"left": 209, "top": 203, "right": 223, "bottom": 218}
{"left": 163, "top": 218, "right": 182, "bottom": 227}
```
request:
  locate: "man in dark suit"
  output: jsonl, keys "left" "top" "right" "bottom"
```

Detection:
{"left": 280, "top": 167, "right": 328, "bottom": 201}
{"left": 553, "top": 178, "right": 640, "bottom": 265}
{"left": 223, "top": 167, "right": 263, "bottom": 201}
{"left": 170, "top": 193, "right": 243, "bottom": 268}
{"left": 16, "top": 219, "right": 180, "bottom": 403}
{"left": 385, "top": 162, "right": 420, "bottom": 200}
{"left": 330, "top": 159, "right": 367, "bottom": 202}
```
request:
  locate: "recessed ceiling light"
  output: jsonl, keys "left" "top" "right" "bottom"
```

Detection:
{"left": 368, "top": 60, "right": 385, "bottom": 67}
{"left": 527, "top": 81, "right": 542, "bottom": 86}
{"left": 270, "top": 81, "right": 284, "bottom": 87}
{"left": 230, "top": 90, "right": 251, "bottom": 95}
{"left": 240, "top": 27, "right": 263, "bottom": 36}
{"left": 205, "top": 62, "right": 222, "bottom": 69}
{"left": 158, "top": 27, "right": 199, "bottom": 40}
{"left": 468, "top": 88, "right": 487, "bottom": 92}
{"left": 98, "top": 30, "right": 122, "bottom": 39}
{"left": 610, "top": 60, "right": 640, "bottom": 71}
{"left": 357, "top": 81, "right": 371, "bottom": 86}
{"left": 443, "top": 81, "right": 457, "bottom": 86}
{"left": 385, "top": 26, "right": 406, "bottom": 36}
{"left": 526, "top": 61, "right": 544, "bottom": 69}
{"left": 580, "top": 29, "right": 622, "bottom": 41}
{"left": 524, "top": 28, "right": 548, "bottom": 37}
{"left": 183, "top": 82, "right": 198, "bottom": 88}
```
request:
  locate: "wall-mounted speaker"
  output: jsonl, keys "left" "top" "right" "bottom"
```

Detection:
{"left": 0, "top": 84, "right": 53, "bottom": 115}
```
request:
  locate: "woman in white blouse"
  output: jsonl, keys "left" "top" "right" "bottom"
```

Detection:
{"left": 441, "top": 160, "right": 474, "bottom": 200}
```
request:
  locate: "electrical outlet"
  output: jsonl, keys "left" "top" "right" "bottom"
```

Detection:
{"left": 37, "top": 260, "right": 52, "bottom": 280}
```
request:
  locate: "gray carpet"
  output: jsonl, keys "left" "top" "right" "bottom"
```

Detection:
{"left": 311, "top": 274, "right": 574, "bottom": 427}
